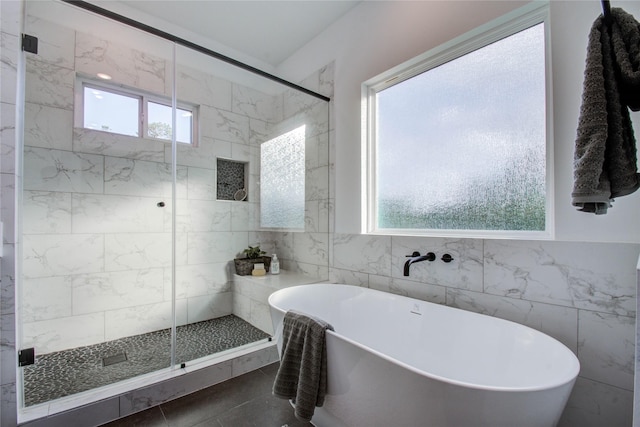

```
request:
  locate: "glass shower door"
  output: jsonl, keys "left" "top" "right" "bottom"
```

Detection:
{"left": 171, "top": 43, "right": 331, "bottom": 367}
{"left": 18, "top": 0, "right": 332, "bottom": 411}
{"left": 19, "top": 1, "right": 176, "bottom": 407}
{"left": 171, "top": 45, "right": 272, "bottom": 367}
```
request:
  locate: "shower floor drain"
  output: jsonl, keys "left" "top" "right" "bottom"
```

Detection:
{"left": 102, "top": 352, "right": 127, "bottom": 367}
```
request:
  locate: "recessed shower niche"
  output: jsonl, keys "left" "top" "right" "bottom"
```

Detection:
{"left": 217, "top": 158, "right": 249, "bottom": 201}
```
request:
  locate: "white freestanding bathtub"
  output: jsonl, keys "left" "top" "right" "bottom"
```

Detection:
{"left": 268, "top": 284, "right": 579, "bottom": 427}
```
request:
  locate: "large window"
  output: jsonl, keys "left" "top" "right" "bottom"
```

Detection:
{"left": 363, "top": 4, "right": 551, "bottom": 238}
{"left": 79, "top": 79, "right": 197, "bottom": 144}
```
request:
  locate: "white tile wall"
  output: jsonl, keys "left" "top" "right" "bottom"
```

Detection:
{"left": 485, "top": 240, "right": 637, "bottom": 317}
{"left": 578, "top": 310, "right": 635, "bottom": 390}
{"left": 103, "top": 157, "right": 185, "bottom": 198}
{"left": 1, "top": 35, "right": 20, "bottom": 107}
{"left": 201, "top": 105, "right": 250, "bottom": 144}
{"left": 22, "top": 276, "right": 72, "bottom": 322}
{"left": 186, "top": 292, "right": 233, "bottom": 323}
{"left": 24, "top": 15, "right": 75, "bottom": 69}
{"left": 73, "top": 128, "right": 166, "bottom": 161}
{"left": 104, "top": 233, "right": 177, "bottom": 271}
{"left": 75, "top": 32, "right": 167, "bottom": 95}
{"left": 5, "top": 5, "right": 635, "bottom": 427}
{"left": 0, "top": 102, "right": 17, "bottom": 176}
{"left": 560, "top": 377, "right": 633, "bottom": 427}
{"left": 2, "top": 1, "right": 22, "bottom": 424}
{"left": 233, "top": 271, "right": 325, "bottom": 334}
{"left": 22, "top": 234, "right": 104, "bottom": 279}
{"left": 72, "top": 269, "right": 165, "bottom": 315}
{"left": 18, "top": 19, "right": 303, "bottom": 356}
{"left": 332, "top": 233, "right": 392, "bottom": 276}
{"left": 23, "top": 313, "right": 105, "bottom": 353}
{"left": 176, "top": 65, "right": 232, "bottom": 111}
{"left": 23, "top": 102, "right": 73, "bottom": 150}
{"left": 22, "top": 191, "right": 72, "bottom": 234}
{"left": 447, "top": 288, "right": 578, "bottom": 353}
{"left": 232, "top": 84, "right": 282, "bottom": 123}
{"left": 104, "top": 299, "right": 187, "bottom": 341}
{"left": 24, "top": 59, "right": 74, "bottom": 109}
{"left": 391, "top": 236, "right": 484, "bottom": 290}
{"left": 172, "top": 136, "right": 231, "bottom": 168}
{"left": 327, "top": 235, "right": 639, "bottom": 427}
{"left": 24, "top": 147, "right": 104, "bottom": 193}
{"left": 185, "top": 166, "right": 216, "bottom": 200}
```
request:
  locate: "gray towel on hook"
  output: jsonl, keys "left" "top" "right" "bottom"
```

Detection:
{"left": 273, "top": 309, "right": 334, "bottom": 422}
{"left": 572, "top": 7, "right": 640, "bottom": 214}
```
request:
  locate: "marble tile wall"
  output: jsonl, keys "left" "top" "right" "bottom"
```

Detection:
{"left": 1, "top": 0, "right": 21, "bottom": 424}
{"left": 329, "top": 234, "right": 639, "bottom": 427}
{"left": 19, "top": 14, "right": 332, "bottom": 356}
{"left": 2, "top": 6, "right": 635, "bottom": 427}
{"left": 18, "top": 17, "right": 285, "bottom": 355}
{"left": 233, "top": 271, "right": 324, "bottom": 335}
{"left": 255, "top": 62, "right": 334, "bottom": 282}
{"left": 11, "top": 3, "right": 633, "bottom": 427}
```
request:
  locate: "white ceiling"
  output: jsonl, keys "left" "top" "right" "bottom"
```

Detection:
{"left": 114, "top": 0, "right": 361, "bottom": 66}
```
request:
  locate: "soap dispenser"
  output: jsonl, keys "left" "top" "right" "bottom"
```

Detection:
{"left": 271, "top": 254, "right": 280, "bottom": 275}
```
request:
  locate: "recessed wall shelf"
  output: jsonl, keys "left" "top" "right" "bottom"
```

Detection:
{"left": 217, "top": 158, "right": 248, "bottom": 201}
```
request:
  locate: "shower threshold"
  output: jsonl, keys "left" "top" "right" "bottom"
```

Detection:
{"left": 22, "top": 315, "right": 270, "bottom": 407}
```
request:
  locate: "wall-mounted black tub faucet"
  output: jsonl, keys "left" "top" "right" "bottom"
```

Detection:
{"left": 404, "top": 251, "right": 435, "bottom": 276}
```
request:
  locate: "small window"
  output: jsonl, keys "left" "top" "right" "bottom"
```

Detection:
{"left": 147, "top": 101, "right": 193, "bottom": 144}
{"left": 363, "top": 4, "right": 551, "bottom": 238}
{"left": 83, "top": 85, "right": 140, "bottom": 136}
{"left": 78, "top": 79, "right": 197, "bottom": 145}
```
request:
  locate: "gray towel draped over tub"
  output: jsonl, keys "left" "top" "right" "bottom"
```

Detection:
{"left": 273, "top": 309, "right": 334, "bottom": 422}
{"left": 572, "top": 7, "right": 640, "bottom": 214}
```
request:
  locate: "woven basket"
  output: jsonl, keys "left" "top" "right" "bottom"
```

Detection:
{"left": 234, "top": 256, "right": 271, "bottom": 275}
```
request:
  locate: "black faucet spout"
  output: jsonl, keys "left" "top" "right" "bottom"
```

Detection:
{"left": 403, "top": 251, "right": 435, "bottom": 276}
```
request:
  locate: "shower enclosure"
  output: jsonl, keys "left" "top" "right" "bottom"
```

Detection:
{"left": 18, "top": 0, "right": 330, "bottom": 416}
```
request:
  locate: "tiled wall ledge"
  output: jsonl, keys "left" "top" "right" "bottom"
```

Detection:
{"left": 19, "top": 343, "right": 278, "bottom": 427}
{"left": 233, "top": 270, "right": 326, "bottom": 335}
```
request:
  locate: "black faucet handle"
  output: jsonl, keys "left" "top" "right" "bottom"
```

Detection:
{"left": 405, "top": 251, "right": 436, "bottom": 261}
{"left": 441, "top": 253, "right": 454, "bottom": 263}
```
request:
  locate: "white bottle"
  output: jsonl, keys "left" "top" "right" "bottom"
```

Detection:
{"left": 271, "top": 254, "right": 280, "bottom": 275}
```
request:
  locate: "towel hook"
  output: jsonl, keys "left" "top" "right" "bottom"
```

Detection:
{"left": 601, "top": 0, "right": 611, "bottom": 22}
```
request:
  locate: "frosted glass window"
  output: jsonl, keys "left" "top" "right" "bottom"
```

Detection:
{"left": 83, "top": 86, "right": 140, "bottom": 136}
{"left": 367, "top": 17, "right": 549, "bottom": 236}
{"left": 260, "top": 126, "right": 306, "bottom": 229}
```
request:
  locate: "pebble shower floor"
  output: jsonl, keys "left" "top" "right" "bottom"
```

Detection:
{"left": 22, "top": 315, "right": 270, "bottom": 406}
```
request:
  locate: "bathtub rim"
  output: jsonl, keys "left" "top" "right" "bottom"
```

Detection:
{"left": 268, "top": 283, "right": 580, "bottom": 394}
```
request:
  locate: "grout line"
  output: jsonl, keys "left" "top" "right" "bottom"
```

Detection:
{"left": 158, "top": 404, "right": 169, "bottom": 426}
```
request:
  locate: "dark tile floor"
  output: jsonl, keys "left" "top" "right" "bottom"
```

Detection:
{"left": 24, "top": 315, "right": 270, "bottom": 406}
{"left": 100, "top": 362, "right": 311, "bottom": 427}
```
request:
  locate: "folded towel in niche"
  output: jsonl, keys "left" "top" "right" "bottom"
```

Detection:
{"left": 273, "top": 309, "right": 334, "bottom": 422}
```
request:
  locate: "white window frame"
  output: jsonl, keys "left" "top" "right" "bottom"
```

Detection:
{"left": 362, "top": 2, "right": 553, "bottom": 240}
{"left": 75, "top": 76, "right": 199, "bottom": 145}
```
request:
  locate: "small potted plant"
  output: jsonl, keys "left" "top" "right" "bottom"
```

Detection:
{"left": 234, "top": 245, "right": 271, "bottom": 275}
